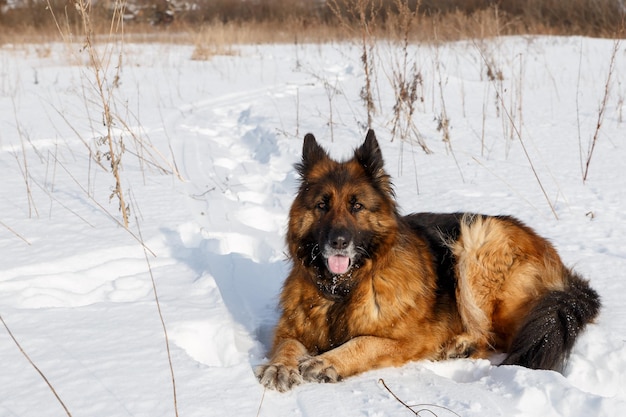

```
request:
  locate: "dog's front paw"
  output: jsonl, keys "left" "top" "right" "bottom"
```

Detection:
{"left": 298, "top": 356, "right": 342, "bottom": 384}
{"left": 255, "top": 363, "right": 303, "bottom": 392}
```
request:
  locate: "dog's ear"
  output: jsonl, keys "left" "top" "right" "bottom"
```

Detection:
{"left": 296, "top": 133, "right": 330, "bottom": 177}
{"left": 355, "top": 130, "right": 383, "bottom": 172}
{"left": 354, "top": 130, "right": 394, "bottom": 196}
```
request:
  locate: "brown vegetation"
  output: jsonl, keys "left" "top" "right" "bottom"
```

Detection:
{"left": 0, "top": 0, "right": 624, "bottom": 44}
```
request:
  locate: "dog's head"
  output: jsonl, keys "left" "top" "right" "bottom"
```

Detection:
{"left": 287, "top": 130, "right": 399, "bottom": 298}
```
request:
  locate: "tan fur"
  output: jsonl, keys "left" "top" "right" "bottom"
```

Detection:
{"left": 262, "top": 228, "right": 456, "bottom": 389}
{"left": 256, "top": 136, "right": 574, "bottom": 391}
{"left": 449, "top": 214, "right": 566, "bottom": 354}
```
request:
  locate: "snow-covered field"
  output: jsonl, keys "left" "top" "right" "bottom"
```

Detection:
{"left": 0, "top": 36, "right": 625, "bottom": 416}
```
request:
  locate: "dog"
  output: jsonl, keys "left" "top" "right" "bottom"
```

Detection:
{"left": 256, "top": 129, "right": 600, "bottom": 392}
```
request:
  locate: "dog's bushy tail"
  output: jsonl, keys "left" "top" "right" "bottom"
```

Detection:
{"left": 502, "top": 270, "right": 601, "bottom": 372}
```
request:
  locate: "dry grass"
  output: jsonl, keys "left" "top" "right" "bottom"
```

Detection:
{"left": 1, "top": 0, "right": 624, "bottom": 46}
{"left": 582, "top": 38, "right": 622, "bottom": 183}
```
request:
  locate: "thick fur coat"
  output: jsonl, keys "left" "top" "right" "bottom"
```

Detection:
{"left": 256, "top": 130, "right": 600, "bottom": 392}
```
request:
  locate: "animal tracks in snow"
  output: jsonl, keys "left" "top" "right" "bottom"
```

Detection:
{"left": 168, "top": 82, "right": 300, "bottom": 263}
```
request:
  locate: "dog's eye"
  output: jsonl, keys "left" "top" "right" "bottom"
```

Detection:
{"left": 316, "top": 201, "right": 328, "bottom": 211}
{"left": 352, "top": 202, "right": 364, "bottom": 212}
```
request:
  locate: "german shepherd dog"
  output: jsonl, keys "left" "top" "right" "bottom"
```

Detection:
{"left": 256, "top": 130, "right": 600, "bottom": 392}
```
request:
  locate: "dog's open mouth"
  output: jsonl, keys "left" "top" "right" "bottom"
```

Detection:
{"left": 327, "top": 254, "right": 351, "bottom": 275}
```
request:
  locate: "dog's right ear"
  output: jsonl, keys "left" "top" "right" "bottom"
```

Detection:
{"left": 296, "top": 133, "right": 330, "bottom": 177}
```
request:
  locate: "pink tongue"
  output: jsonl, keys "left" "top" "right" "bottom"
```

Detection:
{"left": 328, "top": 255, "right": 350, "bottom": 275}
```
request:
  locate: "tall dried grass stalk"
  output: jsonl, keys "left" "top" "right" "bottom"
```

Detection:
{"left": 328, "top": 0, "right": 380, "bottom": 127}
{"left": 582, "top": 38, "right": 621, "bottom": 183}
{"left": 474, "top": 41, "right": 559, "bottom": 220}
{"left": 73, "top": 0, "right": 130, "bottom": 227}
{"left": 1, "top": 314, "right": 73, "bottom": 417}
{"left": 388, "top": 0, "right": 430, "bottom": 151}
{"left": 133, "top": 200, "right": 179, "bottom": 417}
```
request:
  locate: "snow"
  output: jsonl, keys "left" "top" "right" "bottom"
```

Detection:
{"left": 0, "top": 36, "right": 625, "bottom": 416}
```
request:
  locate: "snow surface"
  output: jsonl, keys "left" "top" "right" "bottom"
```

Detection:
{"left": 0, "top": 36, "right": 625, "bottom": 416}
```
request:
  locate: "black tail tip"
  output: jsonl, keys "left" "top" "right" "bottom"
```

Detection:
{"left": 502, "top": 272, "right": 600, "bottom": 372}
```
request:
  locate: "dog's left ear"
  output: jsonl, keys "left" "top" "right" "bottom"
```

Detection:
{"left": 354, "top": 129, "right": 393, "bottom": 195}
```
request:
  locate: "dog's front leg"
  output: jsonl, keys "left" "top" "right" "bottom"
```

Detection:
{"left": 299, "top": 336, "right": 406, "bottom": 383}
{"left": 256, "top": 338, "right": 309, "bottom": 392}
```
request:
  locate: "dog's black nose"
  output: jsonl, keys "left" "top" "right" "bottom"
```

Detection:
{"left": 329, "top": 229, "right": 351, "bottom": 250}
